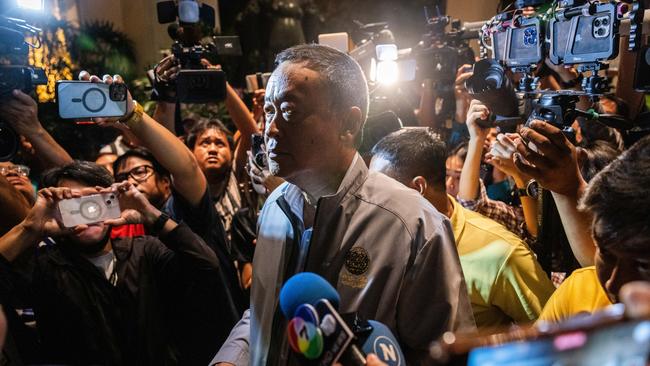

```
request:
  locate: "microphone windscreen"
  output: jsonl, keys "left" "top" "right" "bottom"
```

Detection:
{"left": 279, "top": 272, "right": 340, "bottom": 318}
{"left": 361, "top": 320, "right": 405, "bottom": 366}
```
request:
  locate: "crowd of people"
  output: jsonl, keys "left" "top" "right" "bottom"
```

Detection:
{"left": 0, "top": 38, "right": 649, "bottom": 366}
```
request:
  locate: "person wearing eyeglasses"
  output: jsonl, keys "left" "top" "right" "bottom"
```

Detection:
{"left": 78, "top": 70, "right": 245, "bottom": 365}
{"left": 0, "top": 162, "right": 36, "bottom": 206}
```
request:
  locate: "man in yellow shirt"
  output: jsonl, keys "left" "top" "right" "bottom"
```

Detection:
{"left": 370, "top": 128, "right": 555, "bottom": 328}
{"left": 527, "top": 132, "right": 650, "bottom": 324}
{"left": 537, "top": 266, "right": 612, "bottom": 323}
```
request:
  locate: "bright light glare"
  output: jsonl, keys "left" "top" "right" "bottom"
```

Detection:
{"left": 375, "top": 44, "right": 398, "bottom": 62}
{"left": 376, "top": 60, "right": 399, "bottom": 85}
{"left": 16, "top": 0, "right": 44, "bottom": 10}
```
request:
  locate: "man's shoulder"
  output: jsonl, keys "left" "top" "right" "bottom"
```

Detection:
{"left": 463, "top": 208, "right": 526, "bottom": 249}
{"left": 355, "top": 171, "right": 447, "bottom": 231}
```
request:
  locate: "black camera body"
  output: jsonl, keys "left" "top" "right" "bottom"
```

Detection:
{"left": 0, "top": 17, "right": 47, "bottom": 161}
{"left": 170, "top": 42, "right": 226, "bottom": 103}
{"left": 155, "top": 1, "right": 240, "bottom": 104}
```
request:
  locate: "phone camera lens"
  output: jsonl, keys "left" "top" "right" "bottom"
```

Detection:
{"left": 602, "top": 18, "right": 609, "bottom": 26}
{"left": 594, "top": 19, "right": 601, "bottom": 27}
{"left": 597, "top": 28, "right": 606, "bottom": 36}
{"left": 110, "top": 194, "right": 115, "bottom": 199}
{"left": 106, "top": 200, "right": 112, "bottom": 205}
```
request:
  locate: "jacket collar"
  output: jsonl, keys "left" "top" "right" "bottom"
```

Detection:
{"left": 321, "top": 153, "right": 367, "bottom": 207}
{"left": 281, "top": 153, "right": 367, "bottom": 222}
{"left": 448, "top": 195, "right": 466, "bottom": 245}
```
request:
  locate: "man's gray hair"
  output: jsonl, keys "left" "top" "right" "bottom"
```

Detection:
{"left": 274, "top": 44, "right": 370, "bottom": 123}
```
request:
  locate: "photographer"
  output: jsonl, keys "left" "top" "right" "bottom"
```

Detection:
{"left": 370, "top": 128, "right": 554, "bottom": 328}
{"left": 83, "top": 71, "right": 245, "bottom": 363}
{"left": 510, "top": 120, "right": 596, "bottom": 267}
{"left": 0, "top": 90, "right": 73, "bottom": 171}
{"left": 152, "top": 56, "right": 260, "bottom": 234}
{"left": 0, "top": 161, "right": 221, "bottom": 365}
{"left": 535, "top": 134, "right": 650, "bottom": 322}
{"left": 456, "top": 100, "right": 539, "bottom": 241}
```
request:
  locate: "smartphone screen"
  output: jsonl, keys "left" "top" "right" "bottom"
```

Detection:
{"left": 56, "top": 81, "right": 128, "bottom": 119}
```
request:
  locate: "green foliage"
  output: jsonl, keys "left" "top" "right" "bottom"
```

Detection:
{"left": 69, "top": 20, "right": 137, "bottom": 81}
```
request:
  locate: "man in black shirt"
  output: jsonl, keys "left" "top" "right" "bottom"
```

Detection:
{"left": 0, "top": 161, "right": 221, "bottom": 365}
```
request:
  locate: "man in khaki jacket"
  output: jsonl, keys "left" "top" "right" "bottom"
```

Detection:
{"left": 213, "top": 44, "right": 475, "bottom": 366}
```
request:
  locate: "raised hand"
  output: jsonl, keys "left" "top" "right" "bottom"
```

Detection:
{"left": 512, "top": 120, "right": 585, "bottom": 196}
{"left": 100, "top": 181, "right": 161, "bottom": 227}
{"left": 77, "top": 70, "right": 134, "bottom": 126}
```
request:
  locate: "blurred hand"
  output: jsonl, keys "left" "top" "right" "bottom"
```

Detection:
{"left": 512, "top": 120, "right": 585, "bottom": 196}
{"left": 334, "top": 354, "right": 387, "bottom": 366}
{"left": 487, "top": 133, "right": 531, "bottom": 183}
{"left": 466, "top": 99, "right": 491, "bottom": 142}
{"left": 155, "top": 55, "right": 181, "bottom": 82}
{"left": 0, "top": 89, "right": 42, "bottom": 136}
{"left": 454, "top": 64, "right": 473, "bottom": 123}
{"left": 101, "top": 181, "right": 160, "bottom": 227}
{"left": 241, "top": 262, "right": 253, "bottom": 289}
{"left": 247, "top": 151, "right": 284, "bottom": 195}
{"left": 78, "top": 71, "right": 134, "bottom": 126}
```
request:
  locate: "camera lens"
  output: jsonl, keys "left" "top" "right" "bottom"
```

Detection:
{"left": 602, "top": 18, "right": 609, "bottom": 26}
{"left": 110, "top": 194, "right": 115, "bottom": 199}
{"left": 106, "top": 200, "right": 112, "bottom": 205}
{"left": 597, "top": 28, "right": 606, "bottom": 36}
{"left": 594, "top": 19, "right": 601, "bottom": 27}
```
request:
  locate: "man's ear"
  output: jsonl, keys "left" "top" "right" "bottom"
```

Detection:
{"left": 408, "top": 176, "right": 428, "bottom": 196}
{"left": 339, "top": 106, "right": 363, "bottom": 145}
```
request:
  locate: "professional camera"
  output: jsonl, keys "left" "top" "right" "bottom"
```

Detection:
{"left": 154, "top": 0, "right": 241, "bottom": 104}
{"left": 0, "top": 15, "right": 47, "bottom": 161}
{"left": 413, "top": 7, "right": 477, "bottom": 120}
{"left": 465, "top": 58, "right": 520, "bottom": 128}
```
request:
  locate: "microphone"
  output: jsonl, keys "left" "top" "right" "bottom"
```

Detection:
{"left": 360, "top": 320, "right": 404, "bottom": 366}
{"left": 279, "top": 272, "right": 340, "bottom": 318}
{"left": 279, "top": 273, "right": 405, "bottom": 366}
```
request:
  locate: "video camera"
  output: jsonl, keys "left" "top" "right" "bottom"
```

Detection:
{"left": 468, "top": 0, "right": 640, "bottom": 134}
{"left": 349, "top": 6, "right": 478, "bottom": 123}
{"left": 0, "top": 15, "right": 47, "bottom": 161}
{"left": 154, "top": 0, "right": 241, "bottom": 104}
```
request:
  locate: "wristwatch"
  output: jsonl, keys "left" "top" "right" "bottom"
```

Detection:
{"left": 517, "top": 179, "right": 540, "bottom": 198}
{"left": 119, "top": 100, "right": 144, "bottom": 127}
{"left": 150, "top": 211, "right": 170, "bottom": 235}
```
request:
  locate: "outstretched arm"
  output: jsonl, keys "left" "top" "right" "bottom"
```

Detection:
{"left": 82, "top": 72, "right": 207, "bottom": 207}
{"left": 0, "top": 90, "right": 73, "bottom": 169}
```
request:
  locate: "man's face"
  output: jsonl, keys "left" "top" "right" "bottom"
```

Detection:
{"left": 114, "top": 156, "right": 169, "bottom": 207}
{"left": 192, "top": 128, "right": 232, "bottom": 179}
{"left": 263, "top": 62, "right": 344, "bottom": 181}
{"left": 446, "top": 155, "right": 463, "bottom": 197}
{"left": 0, "top": 162, "right": 35, "bottom": 203}
{"left": 593, "top": 218, "right": 650, "bottom": 303}
{"left": 58, "top": 178, "right": 111, "bottom": 247}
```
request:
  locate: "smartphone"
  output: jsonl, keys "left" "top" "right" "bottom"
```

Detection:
{"left": 58, "top": 192, "right": 121, "bottom": 228}
{"left": 56, "top": 81, "right": 128, "bottom": 119}
{"left": 251, "top": 133, "right": 267, "bottom": 169}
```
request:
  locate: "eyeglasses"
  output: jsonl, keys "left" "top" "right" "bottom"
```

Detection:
{"left": 0, "top": 164, "right": 30, "bottom": 177}
{"left": 115, "top": 165, "right": 155, "bottom": 183}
